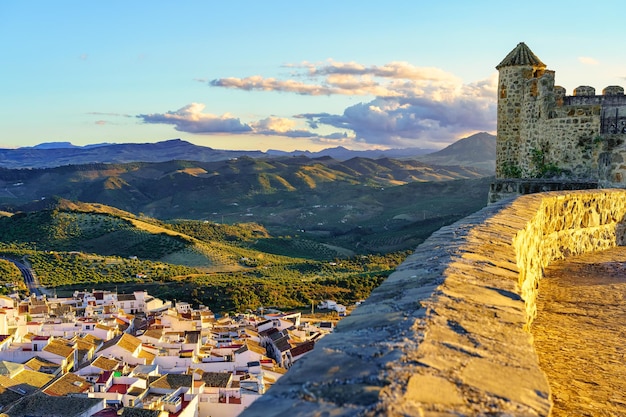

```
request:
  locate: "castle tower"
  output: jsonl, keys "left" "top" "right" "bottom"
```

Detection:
{"left": 495, "top": 42, "right": 547, "bottom": 178}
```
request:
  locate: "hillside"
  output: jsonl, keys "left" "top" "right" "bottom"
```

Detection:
{"left": 0, "top": 200, "right": 303, "bottom": 270}
{"left": 0, "top": 158, "right": 492, "bottom": 253}
{"left": 0, "top": 139, "right": 267, "bottom": 169}
{"left": 416, "top": 132, "right": 496, "bottom": 171}
{"left": 0, "top": 201, "right": 413, "bottom": 311}
{"left": 0, "top": 148, "right": 494, "bottom": 312}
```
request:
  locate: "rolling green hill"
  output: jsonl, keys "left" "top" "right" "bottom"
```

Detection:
{"left": 0, "top": 158, "right": 492, "bottom": 254}
{"left": 0, "top": 200, "right": 409, "bottom": 312}
{"left": 0, "top": 156, "right": 493, "bottom": 312}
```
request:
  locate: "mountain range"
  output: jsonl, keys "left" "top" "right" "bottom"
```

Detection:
{"left": 0, "top": 133, "right": 496, "bottom": 309}
{"left": 1, "top": 132, "right": 496, "bottom": 170}
{"left": 0, "top": 132, "right": 495, "bottom": 254}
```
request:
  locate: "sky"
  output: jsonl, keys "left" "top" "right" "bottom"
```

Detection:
{"left": 2, "top": 1, "right": 626, "bottom": 152}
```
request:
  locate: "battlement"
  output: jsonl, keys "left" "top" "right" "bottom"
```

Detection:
{"left": 567, "top": 84, "right": 625, "bottom": 97}
{"left": 495, "top": 43, "right": 626, "bottom": 187}
{"left": 562, "top": 85, "right": 626, "bottom": 106}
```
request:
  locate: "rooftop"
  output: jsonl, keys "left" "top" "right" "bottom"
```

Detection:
{"left": 23, "top": 356, "right": 61, "bottom": 374}
{"left": 496, "top": 42, "right": 546, "bottom": 69}
{"left": 200, "top": 371, "right": 231, "bottom": 388}
{"left": 91, "top": 355, "right": 120, "bottom": 371}
{"left": 43, "top": 340, "right": 74, "bottom": 359}
{"left": 107, "top": 383, "right": 129, "bottom": 394}
{"left": 119, "top": 408, "right": 161, "bottom": 417}
{"left": 43, "top": 373, "right": 91, "bottom": 396}
{"left": 150, "top": 373, "right": 192, "bottom": 390}
{"left": 0, "top": 391, "right": 104, "bottom": 417}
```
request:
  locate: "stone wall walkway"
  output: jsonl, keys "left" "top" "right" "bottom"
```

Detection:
{"left": 241, "top": 190, "right": 626, "bottom": 417}
{"left": 532, "top": 247, "right": 626, "bottom": 416}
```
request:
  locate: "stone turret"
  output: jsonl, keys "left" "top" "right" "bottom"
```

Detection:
{"left": 493, "top": 42, "right": 626, "bottom": 188}
{"left": 495, "top": 42, "right": 551, "bottom": 178}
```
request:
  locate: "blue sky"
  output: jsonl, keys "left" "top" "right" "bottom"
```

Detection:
{"left": 2, "top": 1, "right": 625, "bottom": 151}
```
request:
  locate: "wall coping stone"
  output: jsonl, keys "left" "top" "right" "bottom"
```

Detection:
{"left": 241, "top": 189, "right": 626, "bottom": 417}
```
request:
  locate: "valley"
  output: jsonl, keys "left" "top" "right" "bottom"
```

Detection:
{"left": 0, "top": 139, "right": 494, "bottom": 313}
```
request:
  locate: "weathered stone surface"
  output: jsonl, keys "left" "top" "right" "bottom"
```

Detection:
{"left": 404, "top": 374, "right": 464, "bottom": 405}
{"left": 494, "top": 42, "right": 626, "bottom": 189}
{"left": 240, "top": 189, "right": 626, "bottom": 417}
{"left": 532, "top": 247, "right": 626, "bottom": 416}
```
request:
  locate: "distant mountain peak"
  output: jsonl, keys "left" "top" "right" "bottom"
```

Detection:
{"left": 29, "top": 142, "right": 79, "bottom": 149}
{"left": 1, "top": 135, "right": 492, "bottom": 170}
{"left": 415, "top": 132, "right": 496, "bottom": 172}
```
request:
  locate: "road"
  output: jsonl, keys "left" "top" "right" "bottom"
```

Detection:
{"left": 6, "top": 258, "right": 43, "bottom": 297}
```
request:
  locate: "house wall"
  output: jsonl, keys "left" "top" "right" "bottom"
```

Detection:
{"left": 76, "top": 399, "right": 107, "bottom": 417}
{"left": 198, "top": 394, "right": 258, "bottom": 417}
{"left": 0, "top": 313, "right": 8, "bottom": 334}
{"left": 179, "top": 393, "right": 199, "bottom": 417}
{"left": 152, "top": 355, "right": 194, "bottom": 372}
{"left": 97, "top": 347, "right": 144, "bottom": 366}
{"left": 240, "top": 189, "right": 626, "bottom": 416}
{"left": 0, "top": 349, "right": 41, "bottom": 364}
{"left": 234, "top": 350, "right": 263, "bottom": 367}
{"left": 190, "top": 361, "right": 237, "bottom": 373}
{"left": 160, "top": 313, "right": 199, "bottom": 332}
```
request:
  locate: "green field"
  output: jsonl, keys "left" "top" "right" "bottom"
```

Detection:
{"left": 0, "top": 171, "right": 491, "bottom": 312}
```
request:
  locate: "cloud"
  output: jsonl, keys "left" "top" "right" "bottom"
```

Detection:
{"left": 137, "top": 103, "right": 252, "bottom": 133}
{"left": 137, "top": 103, "right": 353, "bottom": 144}
{"left": 210, "top": 76, "right": 346, "bottom": 96}
{"left": 296, "top": 73, "right": 497, "bottom": 147}
{"left": 87, "top": 112, "right": 133, "bottom": 118}
{"left": 210, "top": 60, "right": 462, "bottom": 98}
{"left": 248, "top": 116, "right": 315, "bottom": 138}
{"left": 252, "top": 116, "right": 298, "bottom": 133}
{"left": 308, "top": 60, "right": 458, "bottom": 83}
{"left": 146, "top": 60, "right": 498, "bottom": 148}
{"left": 137, "top": 106, "right": 350, "bottom": 143}
{"left": 578, "top": 56, "right": 599, "bottom": 65}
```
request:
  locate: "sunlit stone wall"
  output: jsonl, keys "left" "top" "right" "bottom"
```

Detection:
{"left": 241, "top": 189, "right": 626, "bottom": 417}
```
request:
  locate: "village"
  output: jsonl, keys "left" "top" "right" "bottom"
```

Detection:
{"left": 0, "top": 288, "right": 347, "bottom": 417}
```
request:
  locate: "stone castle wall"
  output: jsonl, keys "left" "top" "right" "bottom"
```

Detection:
{"left": 496, "top": 44, "right": 626, "bottom": 187}
{"left": 240, "top": 189, "right": 626, "bottom": 417}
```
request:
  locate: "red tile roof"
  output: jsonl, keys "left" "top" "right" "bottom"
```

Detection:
{"left": 96, "top": 370, "right": 113, "bottom": 384}
{"left": 107, "top": 383, "right": 129, "bottom": 394}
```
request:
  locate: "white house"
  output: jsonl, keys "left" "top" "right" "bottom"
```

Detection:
{"left": 96, "top": 333, "right": 150, "bottom": 366}
{"left": 317, "top": 300, "right": 346, "bottom": 314}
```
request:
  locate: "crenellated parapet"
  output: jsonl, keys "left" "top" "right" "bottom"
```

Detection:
{"left": 495, "top": 43, "right": 626, "bottom": 189}
{"left": 562, "top": 85, "right": 626, "bottom": 106}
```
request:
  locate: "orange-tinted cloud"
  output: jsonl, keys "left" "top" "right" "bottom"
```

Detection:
{"left": 145, "top": 60, "right": 497, "bottom": 148}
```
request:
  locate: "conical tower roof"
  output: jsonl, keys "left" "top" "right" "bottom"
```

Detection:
{"left": 496, "top": 42, "right": 545, "bottom": 69}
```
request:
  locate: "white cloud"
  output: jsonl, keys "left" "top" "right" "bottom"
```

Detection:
{"left": 145, "top": 59, "right": 498, "bottom": 148}
{"left": 210, "top": 60, "right": 462, "bottom": 99}
{"left": 578, "top": 56, "right": 599, "bottom": 65}
{"left": 137, "top": 105, "right": 348, "bottom": 142}
{"left": 138, "top": 103, "right": 252, "bottom": 133}
{"left": 308, "top": 60, "right": 459, "bottom": 83}
{"left": 295, "top": 71, "right": 498, "bottom": 147}
{"left": 251, "top": 117, "right": 297, "bottom": 133}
